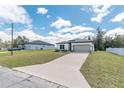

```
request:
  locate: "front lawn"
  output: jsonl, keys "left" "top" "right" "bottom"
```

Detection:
{"left": 81, "top": 51, "right": 124, "bottom": 88}
{"left": 0, "top": 50, "right": 67, "bottom": 68}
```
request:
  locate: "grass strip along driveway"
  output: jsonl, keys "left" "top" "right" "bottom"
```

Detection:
{"left": 81, "top": 51, "right": 124, "bottom": 88}
{"left": 0, "top": 50, "right": 67, "bottom": 68}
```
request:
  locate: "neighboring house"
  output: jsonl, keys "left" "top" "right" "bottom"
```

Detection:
{"left": 56, "top": 39, "right": 94, "bottom": 53}
{"left": 19, "top": 40, "right": 55, "bottom": 50}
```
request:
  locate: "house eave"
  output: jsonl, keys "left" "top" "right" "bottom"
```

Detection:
{"left": 56, "top": 40, "right": 94, "bottom": 44}
{"left": 24, "top": 43, "right": 54, "bottom": 46}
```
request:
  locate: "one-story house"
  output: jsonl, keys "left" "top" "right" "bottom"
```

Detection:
{"left": 56, "top": 39, "right": 94, "bottom": 52}
{"left": 19, "top": 40, "right": 55, "bottom": 50}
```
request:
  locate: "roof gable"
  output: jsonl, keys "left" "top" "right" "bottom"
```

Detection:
{"left": 26, "top": 40, "right": 54, "bottom": 46}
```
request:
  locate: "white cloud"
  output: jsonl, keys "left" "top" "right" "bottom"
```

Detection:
{"left": 41, "top": 27, "right": 45, "bottom": 30}
{"left": 0, "top": 29, "right": 57, "bottom": 44}
{"left": 18, "top": 30, "right": 45, "bottom": 41}
{"left": 0, "top": 22, "right": 4, "bottom": 27}
{"left": 0, "top": 29, "right": 45, "bottom": 42}
{"left": 48, "top": 31, "right": 54, "bottom": 35}
{"left": 0, "top": 25, "right": 94, "bottom": 44}
{"left": 56, "top": 26, "right": 94, "bottom": 34}
{"left": 37, "top": 7, "right": 48, "bottom": 15}
{"left": 46, "top": 15, "right": 51, "bottom": 18}
{"left": 91, "top": 5, "right": 111, "bottom": 23}
{"left": 48, "top": 26, "right": 94, "bottom": 43}
{"left": 51, "top": 17, "right": 71, "bottom": 29}
{"left": 0, "top": 31, "right": 10, "bottom": 41}
{"left": 80, "top": 6, "right": 90, "bottom": 13}
{"left": 0, "top": 5, "right": 31, "bottom": 25}
{"left": 48, "top": 31, "right": 94, "bottom": 44}
{"left": 111, "top": 12, "right": 124, "bottom": 22}
{"left": 104, "top": 27, "right": 124, "bottom": 37}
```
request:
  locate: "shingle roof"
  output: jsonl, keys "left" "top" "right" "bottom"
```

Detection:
{"left": 56, "top": 39, "right": 93, "bottom": 44}
{"left": 56, "top": 41, "right": 69, "bottom": 44}
{"left": 26, "top": 40, "right": 54, "bottom": 46}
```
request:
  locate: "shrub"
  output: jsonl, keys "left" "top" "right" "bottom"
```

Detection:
{"left": 61, "top": 49, "right": 68, "bottom": 52}
{"left": 54, "top": 49, "right": 60, "bottom": 52}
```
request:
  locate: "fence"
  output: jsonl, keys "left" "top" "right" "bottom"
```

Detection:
{"left": 106, "top": 48, "right": 124, "bottom": 56}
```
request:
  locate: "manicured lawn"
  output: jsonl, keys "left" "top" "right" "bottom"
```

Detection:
{"left": 81, "top": 51, "right": 124, "bottom": 88}
{"left": 0, "top": 50, "right": 67, "bottom": 68}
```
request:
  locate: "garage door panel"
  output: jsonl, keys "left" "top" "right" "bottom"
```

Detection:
{"left": 73, "top": 45, "right": 90, "bottom": 52}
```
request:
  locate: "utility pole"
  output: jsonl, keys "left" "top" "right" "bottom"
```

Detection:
{"left": 11, "top": 23, "right": 13, "bottom": 55}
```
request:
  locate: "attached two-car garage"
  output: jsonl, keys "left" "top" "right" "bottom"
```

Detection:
{"left": 73, "top": 45, "right": 91, "bottom": 53}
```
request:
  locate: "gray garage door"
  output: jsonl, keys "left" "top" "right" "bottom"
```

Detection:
{"left": 73, "top": 45, "right": 90, "bottom": 52}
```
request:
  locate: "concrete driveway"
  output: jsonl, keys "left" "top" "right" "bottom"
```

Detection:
{"left": 14, "top": 53, "right": 90, "bottom": 88}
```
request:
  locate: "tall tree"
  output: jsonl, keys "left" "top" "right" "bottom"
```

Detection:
{"left": 113, "top": 35, "right": 124, "bottom": 47}
{"left": 104, "top": 36, "right": 113, "bottom": 49}
{"left": 94, "top": 27, "right": 105, "bottom": 51}
{"left": 13, "top": 36, "right": 29, "bottom": 48}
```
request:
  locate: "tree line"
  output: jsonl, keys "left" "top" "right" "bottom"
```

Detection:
{"left": 0, "top": 36, "right": 29, "bottom": 50}
{"left": 94, "top": 27, "right": 124, "bottom": 51}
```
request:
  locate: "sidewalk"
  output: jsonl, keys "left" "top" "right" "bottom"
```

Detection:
{"left": 0, "top": 66, "right": 65, "bottom": 88}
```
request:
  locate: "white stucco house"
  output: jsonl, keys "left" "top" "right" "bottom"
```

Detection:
{"left": 19, "top": 40, "right": 55, "bottom": 50}
{"left": 56, "top": 39, "right": 94, "bottom": 52}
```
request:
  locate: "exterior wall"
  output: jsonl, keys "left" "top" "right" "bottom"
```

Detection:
{"left": 71, "top": 42, "right": 94, "bottom": 52}
{"left": 18, "top": 45, "right": 23, "bottom": 48}
{"left": 1, "top": 48, "right": 8, "bottom": 50}
{"left": 56, "top": 42, "right": 94, "bottom": 52}
{"left": 56, "top": 44, "right": 69, "bottom": 50}
{"left": 24, "top": 44, "right": 55, "bottom": 50}
{"left": 92, "top": 43, "right": 95, "bottom": 52}
{"left": 106, "top": 48, "right": 124, "bottom": 56}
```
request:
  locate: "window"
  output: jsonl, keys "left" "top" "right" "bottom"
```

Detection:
{"left": 60, "top": 45, "right": 65, "bottom": 50}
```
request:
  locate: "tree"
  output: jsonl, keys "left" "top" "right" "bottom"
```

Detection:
{"left": 2, "top": 41, "right": 11, "bottom": 49}
{"left": 104, "top": 36, "right": 113, "bottom": 49}
{"left": 112, "top": 35, "right": 124, "bottom": 47}
{"left": 22, "top": 36, "right": 29, "bottom": 44}
{"left": 94, "top": 27, "right": 105, "bottom": 51}
{"left": 0, "top": 39, "right": 2, "bottom": 50}
{"left": 104, "top": 34, "right": 124, "bottom": 49}
{"left": 13, "top": 36, "right": 29, "bottom": 48}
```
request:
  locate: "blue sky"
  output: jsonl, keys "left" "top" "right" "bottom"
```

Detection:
{"left": 22, "top": 5, "right": 124, "bottom": 34}
{"left": 0, "top": 5, "right": 124, "bottom": 43}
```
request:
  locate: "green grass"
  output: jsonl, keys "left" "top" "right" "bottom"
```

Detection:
{"left": 0, "top": 50, "right": 67, "bottom": 68}
{"left": 81, "top": 51, "right": 124, "bottom": 88}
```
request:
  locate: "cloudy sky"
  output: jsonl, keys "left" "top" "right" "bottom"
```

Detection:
{"left": 0, "top": 5, "right": 124, "bottom": 44}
